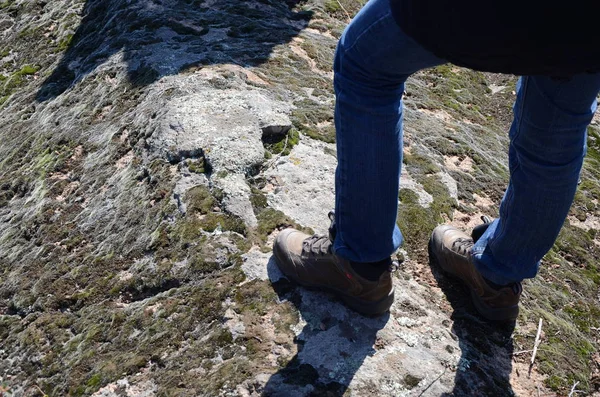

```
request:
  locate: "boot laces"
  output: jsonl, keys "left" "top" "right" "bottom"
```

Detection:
{"left": 452, "top": 237, "right": 474, "bottom": 256}
{"left": 302, "top": 234, "right": 332, "bottom": 256}
{"left": 300, "top": 210, "right": 335, "bottom": 257}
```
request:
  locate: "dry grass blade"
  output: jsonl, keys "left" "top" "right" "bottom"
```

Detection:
{"left": 336, "top": 0, "right": 352, "bottom": 22}
{"left": 418, "top": 368, "right": 447, "bottom": 397}
{"left": 568, "top": 381, "right": 580, "bottom": 397}
{"left": 528, "top": 318, "right": 543, "bottom": 377}
{"left": 511, "top": 349, "right": 534, "bottom": 356}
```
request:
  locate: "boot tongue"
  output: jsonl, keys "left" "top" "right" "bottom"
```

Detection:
{"left": 472, "top": 216, "right": 493, "bottom": 242}
{"left": 328, "top": 210, "right": 336, "bottom": 242}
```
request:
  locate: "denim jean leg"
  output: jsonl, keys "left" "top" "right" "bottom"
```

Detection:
{"left": 473, "top": 74, "right": 600, "bottom": 285}
{"left": 332, "top": 0, "right": 445, "bottom": 263}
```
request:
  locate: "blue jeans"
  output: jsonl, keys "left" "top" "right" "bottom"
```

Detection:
{"left": 332, "top": 0, "right": 600, "bottom": 284}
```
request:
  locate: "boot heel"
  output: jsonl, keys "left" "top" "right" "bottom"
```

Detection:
{"left": 341, "top": 289, "right": 395, "bottom": 317}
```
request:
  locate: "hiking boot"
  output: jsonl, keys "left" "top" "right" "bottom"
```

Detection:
{"left": 429, "top": 225, "right": 522, "bottom": 322}
{"left": 471, "top": 215, "right": 493, "bottom": 243}
{"left": 272, "top": 214, "right": 395, "bottom": 316}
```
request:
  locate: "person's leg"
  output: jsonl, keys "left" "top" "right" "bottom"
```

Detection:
{"left": 332, "top": 0, "right": 445, "bottom": 263}
{"left": 473, "top": 74, "right": 600, "bottom": 285}
{"left": 431, "top": 73, "right": 600, "bottom": 322}
{"left": 273, "top": 0, "right": 445, "bottom": 315}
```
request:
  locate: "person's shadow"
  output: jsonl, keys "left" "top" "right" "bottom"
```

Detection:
{"left": 429, "top": 253, "right": 517, "bottom": 396}
{"left": 263, "top": 255, "right": 390, "bottom": 397}
{"left": 36, "top": 0, "right": 313, "bottom": 101}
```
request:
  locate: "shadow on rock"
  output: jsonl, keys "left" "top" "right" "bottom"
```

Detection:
{"left": 262, "top": 255, "right": 390, "bottom": 396}
{"left": 429, "top": 256, "right": 517, "bottom": 397}
{"left": 36, "top": 0, "right": 312, "bottom": 101}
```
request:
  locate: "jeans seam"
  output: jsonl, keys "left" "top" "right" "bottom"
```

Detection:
{"left": 493, "top": 77, "right": 530, "bottom": 253}
{"left": 343, "top": 11, "right": 392, "bottom": 56}
{"left": 491, "top": 187, "right": 513, "bottom": 250}
{"left": 334, "top": 83, "right": 349, "bottom": 260}
{"left": 511, "top": 77, "right": 529, "bottom": 143}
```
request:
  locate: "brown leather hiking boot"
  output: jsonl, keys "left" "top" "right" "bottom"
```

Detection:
{"left": 429, "top": 225, "right": 522, "bottom": 322}
{"left": 273, "top": 227, "right": 395, "bottom": 316}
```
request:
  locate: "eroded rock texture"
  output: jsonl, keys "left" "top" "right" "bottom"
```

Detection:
{"left": 1, "top": 0, "right": 599, "bottom": 396}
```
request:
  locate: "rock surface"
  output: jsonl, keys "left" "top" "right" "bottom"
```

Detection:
{"left": 1, "top": 1, "right": 599, "bottom": 396}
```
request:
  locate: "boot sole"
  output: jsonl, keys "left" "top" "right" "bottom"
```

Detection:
{"left": 273, "top": 247, "right": 394, "bottom": 317}
{"left": 427, "top": 239, "right": 518, "bottom": 322}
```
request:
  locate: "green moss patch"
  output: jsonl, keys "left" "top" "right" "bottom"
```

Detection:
{"left": 235, "top": 279, "right": 278, "bottom": 316}
{"left": 299, "top": 39, "right": 335, "bottom": 72}
{"left": 186, "top": 156, "right": 209, "bottom": 174}
{"left": 262, "top": 128, "right": 300, "bottom": 156}
{"left": 254, "top": 208, "right": 313, "bottom": 246}
{"left": 291, "top": 99, "right": 335, "bottom": 143}
{"left": 0, "top": 64, "right": 40, "bottom": 105}
{"left": 185, "top": 185, "right": 216, "bottom": 214}
{"left": 397, "top": 173, "right": 456, "bottom": 263}
{"left": 404, "top": 153, "right": 441, "bottom": 175}
{"left": 398, "top": 190, "right": 441, "bottom": 262}
{"left": 419, "top": 65, "right": 491, "bottom": 123}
